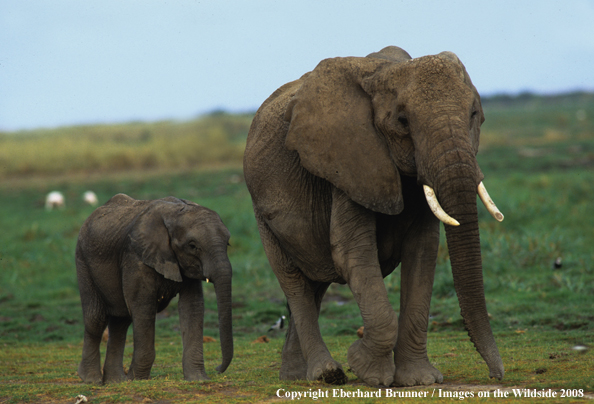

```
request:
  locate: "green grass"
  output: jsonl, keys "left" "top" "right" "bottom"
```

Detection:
{"left": 1, "top": 332, "right": 592, "bottom": 403}
{"left": 1, "top": 93, "right": 594, "bottom": 402}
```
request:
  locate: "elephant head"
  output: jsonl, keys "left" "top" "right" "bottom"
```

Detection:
{"left": 284, "top": 46, "right": 504, "bottom": 379}
{"left": 129, "top": 198, "right": 233, "bottom": 373}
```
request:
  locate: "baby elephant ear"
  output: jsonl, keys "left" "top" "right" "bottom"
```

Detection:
{"left": 129, "top": 206, "right": 183, "bottom": 282}
{"left": 285, "top": 56, "right": 403, "bottom": 215}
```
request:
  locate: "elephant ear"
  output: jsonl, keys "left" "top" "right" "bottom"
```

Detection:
{"left": 285, "top": 56, "right": 404, "bottom": 215}
{"left": 129, "top": 203, "right": 183, "bottom": 282}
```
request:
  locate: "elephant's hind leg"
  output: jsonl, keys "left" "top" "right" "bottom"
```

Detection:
{"left": 77, "top": 260, "right": 107, "bottom": 384}
{"left": 78, "top": 320, "right": 107, "bottom": 384}
{"left": 280, "top": 314, "right": 307, "bottom": 380}
{"left": 281, "top": 282, "right": 336, "bottom": 382}
{"left": 285, "top": 281, "right": 347, "bottom": 384}
{"left": 256, "top": 218, "right": 347, "bottom": 385}
{"left": 102, "top": 316, "right": 131, "bottom": 383}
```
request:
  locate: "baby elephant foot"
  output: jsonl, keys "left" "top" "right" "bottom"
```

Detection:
{"left": 393, "top": 359, "right": 443, "bottom": 387}
{"left": 348, "top": 339, "right": 395, "bottom": 386}
{"left": 307, "top": 357, "right": 348, "bottom": 385}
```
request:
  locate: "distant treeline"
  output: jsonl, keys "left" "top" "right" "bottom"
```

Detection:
{"left": 0, "top": 92, "right": 592, "bottom": 179}
{"left": 482, "top": 90, "right": 594, "bottom": 107}
{"left": 0, "top": 113, "right": 253, "bottom": 178}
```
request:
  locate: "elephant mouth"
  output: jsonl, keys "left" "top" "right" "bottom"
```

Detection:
{"left": 423, "top": 182, "right": 504, "bottom": 226}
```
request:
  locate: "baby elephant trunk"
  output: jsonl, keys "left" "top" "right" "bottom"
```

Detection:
{"left": 211, "top": 262, "right": 233, "bottom": 373}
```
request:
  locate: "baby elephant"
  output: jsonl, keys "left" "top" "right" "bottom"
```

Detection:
{"left": 76, "top": 194, "right": 233, "bottom": 384}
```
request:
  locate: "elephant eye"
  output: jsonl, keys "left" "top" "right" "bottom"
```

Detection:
{"left": 188, "top": 241, "right": 200, "bottom": 252}
{"left": 397, "top": 114, "right": 408, "bottom": 127}
{"left": 470, "top": 109, "right": 478, "bottom": 119}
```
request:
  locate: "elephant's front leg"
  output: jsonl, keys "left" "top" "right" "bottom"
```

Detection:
{"left": 393, "top": 210, "right": 443, "bottom": 386}
{"left": 331, "top": 189, "right": 398, "bottom": 386}
{"left": 178, "top": 280, "right": 209, "bottom": 381}
{"left": 124, "top": 271, "right": 158, "bottom": 380}
{"left": 127, "top": 311, "right": 157, "bottom": 380}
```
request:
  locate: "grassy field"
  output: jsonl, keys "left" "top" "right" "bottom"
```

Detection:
{"left": 0, "top": 112, "right": 252, "bottom": 178}
{"left": 1, "top": 93, "right": 593, "bottom": 403}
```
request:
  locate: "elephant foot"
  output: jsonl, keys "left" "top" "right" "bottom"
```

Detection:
{"left": 393, "top": 359, "right": 443, "bottom": 387}
{"left": 306, "top": 358, "right": 348, "bottom": 385}
{"left": 183, "top": 369, "right": 210, "bottom": 382}
{"left": 126, "top": 365, "right": 152, "bottom": 381}
{"left": 78, "top": 362, "right": 102, "bottom": 384}
{"left": 102, "top": 367, "right": 127, "bottom": 384}
{"left": 347, "top": 339, "right": 395, "bottom": 386}
{"left": 280, "top": 363, "right": 307, "bottom": 381}
{"left": 279, "top": 328, "right": 308, "bottom": 381}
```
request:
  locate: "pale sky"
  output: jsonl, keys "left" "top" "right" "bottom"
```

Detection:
{"left": 1, "top": 0, "right": 593, "bottom": 131}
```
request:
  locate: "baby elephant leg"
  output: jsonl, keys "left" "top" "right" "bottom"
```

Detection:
{"left": 102, "top": 316, "right": 131, "bottom": 383}
{"left": 178, "top": 281, "right": 209, "bottom": 381}
{"left": 77, "top": 265, "right": 107, "bottom": 384}
{"left": 78, "top": 320, "right": 106, "bottom": 384}
{"left": 126, "top": 313, "right": 157, "bottom": 380}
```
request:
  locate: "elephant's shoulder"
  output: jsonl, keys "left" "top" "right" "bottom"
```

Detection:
{"left": 105, "top": 193, "right": 136, "bottom": 206}
{"left": 258, "top": 77, "right": 306, "bottom": 115}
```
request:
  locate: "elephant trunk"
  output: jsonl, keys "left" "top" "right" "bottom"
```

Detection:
{"left": 210, "top": 260, "right": 234, "bottom": 373}
{"left": 435, "top": 171, "right": 504, "bottom": 380}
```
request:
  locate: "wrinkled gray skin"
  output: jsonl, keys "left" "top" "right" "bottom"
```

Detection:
{"left": 76, "top": 194, "right": 233, "bottom": 384}
{"left": 243, "top": 46, "right": 504, "bottom": 387}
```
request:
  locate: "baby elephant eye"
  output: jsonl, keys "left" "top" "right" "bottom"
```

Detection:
{"left": 397, "top": 115, "right": 408, "bottom": 126}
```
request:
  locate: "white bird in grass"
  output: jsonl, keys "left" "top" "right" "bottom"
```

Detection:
{"left": 268, "top": 315, "right": 286, "bottom": 332}
{"left": 572, "top": 344, "right": 589, "bottom": 354}
{"left": 45, "top": 191, "right": 65, "bottom": 210}
{"left": 83, "top": 191, "right": 98, "bottom": 206}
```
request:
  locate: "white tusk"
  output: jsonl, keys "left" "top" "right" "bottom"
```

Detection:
{"left": 478, "top": 182, "right": 504, "bottom": 222}
{"left": 206, "top": 278, "right": 210, "bottom": 283}
{"left": 423, "top": 185, "right": 460, "bottom": 226}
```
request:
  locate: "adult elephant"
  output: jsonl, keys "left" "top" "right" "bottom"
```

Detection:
{"left": 243, "top": 46, "right": 504, "bottom": 387}
{"left": 76, "top": 194, "right": 233, "bottom": 384}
